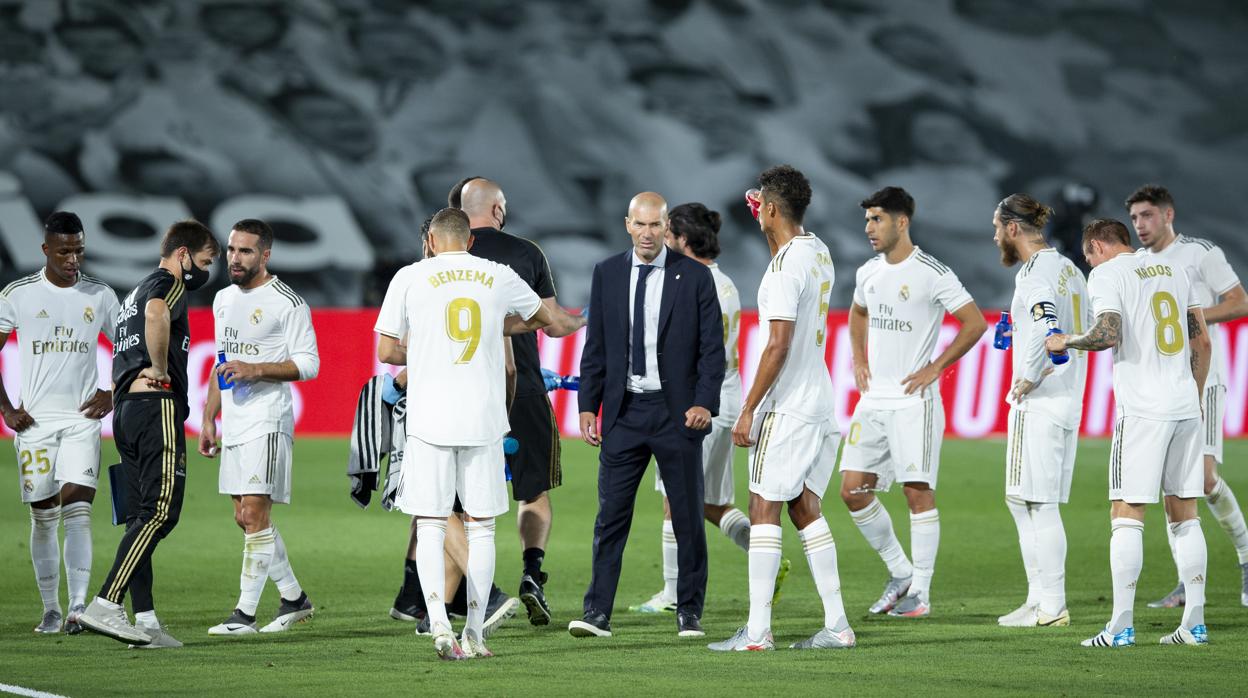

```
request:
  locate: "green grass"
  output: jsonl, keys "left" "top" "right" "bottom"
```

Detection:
{"left": 1, "top": 438, "right": 1246, "bottom": 696}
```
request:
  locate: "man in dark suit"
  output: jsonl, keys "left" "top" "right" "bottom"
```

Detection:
{"left": 569, "top": 192, "right": 725, "bottom": 639}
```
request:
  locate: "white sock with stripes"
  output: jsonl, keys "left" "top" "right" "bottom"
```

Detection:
{"left": 746, "top": 524, "right": 783, "bottom": 640}
{"left": 30, "top": 506, "right": 61, "bottom": 614}
{"left": 1207, "top": 477, "right": 1248, "bottom": 564}
{"left": 238, "top": 528, "right": 275, "bottom": 616}
{"left": 1172, "top": 518, "right": 1207, "bottom": 629}
{"left": 849, "top": 498, "right": 913, "bottom": 579}
{"left": 464, "top": 519, "right": 496, "bottom": 640}
{"left": 1004, "top": 496, "right": 1041, "bottom": 606}
{"left": 719, "top": 508, "right": 751, "bottom": 552}
{"left": 799, "top": 517, "right": 849, "bottom": 632}
{"left": 268, "top": 527, "right": 303, "bottom": 602}
{"left": 61, "top": 501, "right": 92, "bottom": 609}
{"left": 1108, "top": 518, "right": 1144, "bottom": 634}
{"left": 1031, "top": 503, "right": 1067, "bottom": 616}
{"left": 909, "top": 509, "right": 940, "bottom": 598}
{"left": 661, "top": 519, "right": 679, "bottom": 600}
{"left": 416, "top": 519, "right": 450, "bottom": 632}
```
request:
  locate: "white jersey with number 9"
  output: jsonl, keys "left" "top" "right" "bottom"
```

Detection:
{"left": 375, "top": 251, "right": 542, "bottom": 446}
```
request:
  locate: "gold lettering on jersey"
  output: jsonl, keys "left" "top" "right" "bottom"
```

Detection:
{"left": 1055, "top": 264, "right": 1077, "bottom": 297}
{"left": 219, "top": 326, "right": 262, "bottom": 356}
{"left": 428, "top": 269, "right": 495, "bottom": 289}
{"left": 31, "top": 325, "right": 91, "bottom": 355}
{"left": 814, "top": 252, "right": 833, "bottom": 266}
{"left": 870, "top": 304, "right": 914, "bottom": 332}
{"left": 1134, "top": 264, "right": 1173, "bottom": 280}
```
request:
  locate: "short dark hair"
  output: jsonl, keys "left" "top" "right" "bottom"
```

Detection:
{"left": 45, "top": 211, "right": 83, "bottom": 236}
{"left": 1082, "top": 218, "right": 1132, "bottom": 251}
{"left": 429, "top": 208, "right": 471, "bottom": 241}
{"left": 1124, "top": 184, "right": 1174, "bottom": 210}
{"left": 231, "top": 218, "right": 274, "bottom": 250}
{"left": 160, "top": 220, "right": 220, "bottom": 258}
{"left": 669, "top": 202, "right": 722, "bottom": 259}
{"left": 758, "top": 165, "right": 812, "bottom": 223}
{"left": 860, "top": 186, "right": 915, "bottom": 219}
{"left": 448, "top": 176, "right": 483, "bottom": 209}
{"left": 997, "top": 193, "right": 1052, "bottom": 233}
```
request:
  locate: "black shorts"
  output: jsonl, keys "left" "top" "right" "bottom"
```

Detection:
{"left": 112, "top": 393, "right": 188, "bottom": 526}
{"left": 507, "top": 393, "right": 561, "bottom": 501}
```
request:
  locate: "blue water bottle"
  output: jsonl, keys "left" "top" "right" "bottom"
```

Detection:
{"left": 1046, "top": 328, "right": 1070, "bottom": 365}
{"left": 216, "top": 351, "right": 234, "bottom": 390}
{"left": 993, "top": 312, "right": 1012, "bottom": 350}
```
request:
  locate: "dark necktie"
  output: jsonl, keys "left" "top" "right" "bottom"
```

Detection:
{"left": 632, "top": 264, "right": 654, "bottom": 377}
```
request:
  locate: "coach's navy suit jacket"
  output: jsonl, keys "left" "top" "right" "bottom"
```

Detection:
{"left": 578, "top": 248, "right": 726, "bottom": 438}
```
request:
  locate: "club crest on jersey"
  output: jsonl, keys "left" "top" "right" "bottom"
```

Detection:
{"left": 83, "top": 306, "right": 94, "bottom": 323}
{"left": 898, "top": 285, "right": 910, "bottom": 301}
{"left": 250, "top": 308, "right": 263, "bottom": 325}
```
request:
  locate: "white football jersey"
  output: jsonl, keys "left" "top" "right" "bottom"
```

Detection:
{"left": 1008, "top": 248, "right": 1092, "bottom": 429}
{"left": 1088, "top": 251, "right": 1201, "bottom": 421}
{"left": 754, "top": 233, "right": 835, "bottom": 423}
{"left": 0, "top": 270, "right": 118, "bottom": 429}
{"left": 711, "top": 263, "right": 743, "bottom": 420}
{"left": 853, "top": 247, "right": 974, "bottom": 408}
{"left": 212, "top": 277, "right": 319, "bottom": 445}
{"left": 375, "top": 251, "right": 542, "bottom": 446}
{"left": 1144, "top": 235, "right": 1241, "bottom": 387}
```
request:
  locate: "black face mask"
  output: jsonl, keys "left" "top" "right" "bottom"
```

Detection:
{"left": 181, "top": 255, "right": 211, "bottom": 291}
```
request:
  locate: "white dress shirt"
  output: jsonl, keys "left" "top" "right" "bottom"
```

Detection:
{"left": 627, "top": 245, "right": 666, "bottom": 393}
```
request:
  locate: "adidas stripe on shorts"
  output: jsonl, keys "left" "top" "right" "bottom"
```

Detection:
{"left": 219, "top": 432, "right": 293, "bottom": 503}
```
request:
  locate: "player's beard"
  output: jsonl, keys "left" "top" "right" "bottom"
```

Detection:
{"left": 230, "top": 264, "right": 259, "bottom": 286}
{"left": 998, "top": 237, "right": 1020, "bottom": 267}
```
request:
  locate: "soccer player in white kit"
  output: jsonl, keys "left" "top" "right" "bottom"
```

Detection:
{"left": 0, "top": 212, "right": 118, "bottom": 635}
{"left": 1126, "top": 185, "right": 1248, "bottom": 609}
{"left": 200, "top": 219, "right": 320, "bottom": 636}
{"left": 708, "top": 165, "right": 852, "bottom": 652}
{"left": 992, "top": 194, "right": 1091, "bottom": 628}
{"left": 839, "top": 186, "right": 987, "bottom": 618}
{"left": 632, "top": 202, "right": 787, "bottom": 613}
{"left": 1047, "top": 218, "right": 1212, "bottom": 647}
{"left": 375, "top": 208, "right": 561, "bottom": 660}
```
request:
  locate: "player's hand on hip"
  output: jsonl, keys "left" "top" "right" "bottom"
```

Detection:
{"left": 902, "top": 362, "right": 940, "bottom": 395}
{"left": 1, "top": 404, "right": 34, "bottom": 432}
{"left": 1044, "top": 333, "right": 1069, "bottom": 354}
{"left": 219, "top": 360, "right": 262, "bottom": 384}
{"left": 685, "top": 406, "right": 711, "bottom": 430}
{"left": 853, "top": 361, "right": 871, "bottom": 394}
{"left": 579, "top": 411, "right": 601, "bottom": 447}
{"left": 79, "top": 389, "right": 112, "bottom": 420}
{"left": 138, "top": 366, "right": 171, "bottom": 389}
{"left": 1010, "top": 378, "right": 1036, "bottom": 403}
{"left": 198, "top": 421, "right": 220, "bottom": 458}
{"left": 732, "top": 412, "right": 754, "bottom": 447}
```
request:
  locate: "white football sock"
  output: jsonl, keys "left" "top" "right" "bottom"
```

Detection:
{"left": 798, "top": 517, "right": 849, "bottom": 632}
{"left": 238, "top": 528, "right": 275, "bottom": 616}
{"left": 746, "top": 524, "right": 782, "bottom": 640}
{"left": 1031, "top": 502, "right": 1067, "bottom": 616}
{"left": 61, "top": 501, "right": 92, "bottom": 609}
{"left": 1108, "top": 518, "right": 1144, "bottom": 634}
{"left": 849, "top": 498, "right": 913, "bottom": 579}
{"left": 416, "top": 519, "right": 450, "bottom": 631}
{"left": 1207, "top": 477, "right": 1248, "bottom": 564}
{"left": 268, "top": 527, "right": 303, "bottom": 602}
{"left": 719, "top": 508, "right": 751, "bottom": 552}
{"left": 1172, "top": 518, "right": 1207, "bottom": 629}
{"left": 1005, "top": 496, "right": 1040, "bottom": 606}
{"left": 30, "top": 506, "right": 61, "bottom": 613}
{"left": 661, "top": 519, "right": 679, "bottom": 600}
{"left": 135, "top": 609, "right": 159, "bottom": 628}
{"left": 463, "top": 519, "right": 496, "bottom": 640}
{"left": 1164, "top": 514, "right": 1182, "bottom": 585}
{"left": 909, "top": 509, "right": 940, "bottom": 598}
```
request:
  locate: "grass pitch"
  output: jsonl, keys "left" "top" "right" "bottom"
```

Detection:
{"left": 1, "top": 438, "right": 1246, "bottom": 696}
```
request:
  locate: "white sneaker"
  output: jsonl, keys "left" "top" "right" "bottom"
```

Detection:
{"left": 707, "top": 626, "right": 774, "bottom": 652}
{"left": 1037, "top": 608, "right": 1070, "bottom": 627}
{"left": 130, "top": 625, "right": 183, "bottom": 649}
{"left": 432, "top": 624, "right": 467, "bottom": 661}
{"left": 208, "top": 609, "right": 258, "bottom": 635}
{"left": 868, "top": 576, "right": 912, "bottom": 614}
{"left": 34, "top": 609, "right": 63, "bottom": 634}
{"left": 259, "top": 594, "right": 313, "bottom": 633}
{"left": 460, "top": 628, "right": 493, "bottom": 659}
{"left": 1160, "top": 624, "right": 1208, "bottom": 646}
{"left": 790, "top": 626, "right": 856, "bottom": 649}
{"left": 628, "top": 590, "right": 677, "bottom": 614}
{"left": 78, "top": 598, "right": 151, "bottom": 645}
{"left": 997, "top": 603, "right": 1038, "bottom": 627}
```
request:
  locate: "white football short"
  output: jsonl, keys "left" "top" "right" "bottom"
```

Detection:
{"left": 14, "top": 420, "right": 101, "bottom": 503}
{"left": 1109, "top": 414, "right": 1202, "bottom": 504}
{"left": 1201, "top": 384, "right": 1225, "bottom": 463}
{"left": 1004, "top": 407, "right": 1076, "bottom": 504}
{"left": 396, "top": 435, "right": 508, "bottom": 518}
{"left": 219, "top": 432, "right": 293, "bottom": 504}
{"left": 656, "top": 414, "right": 737, "bottom": 506}
{"left": 748, "top": 412, "right": 840, "bottom": 502}
{"left": 839, "top": 397, "right": 944, "bottom": 491}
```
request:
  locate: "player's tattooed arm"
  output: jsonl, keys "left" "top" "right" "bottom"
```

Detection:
{"left": 1064, "top": 312, "right": 1121, "bottom": 351}
{"left": 1188, "top": 308, "right": 1212, "bottom": 398}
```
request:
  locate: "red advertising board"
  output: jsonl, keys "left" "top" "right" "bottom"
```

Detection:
{"left": 3, "top": 309, "right": 1246, "bottom": 438}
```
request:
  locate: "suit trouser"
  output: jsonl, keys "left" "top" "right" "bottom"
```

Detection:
{"left": 584, "top": 392, "right": 707, "bottom": 618}
{"left": 98, "top": 394, "right": 186, "bottom": 612}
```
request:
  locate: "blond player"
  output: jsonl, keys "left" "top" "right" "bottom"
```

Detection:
{"left": 201, "top": 219, "right": 320, "bottom": 636}
{"left": 375, "top": 208, "right": 566, "bottom": 660}
{"left": 992, "top": 194, "right": 1091, "bottom": 628}
{"left": 0, "top": 212, "right": 118, "bottom": 635}
{"left": 1126, "top": 185, "right": 1248, "bottom": 609}
{"left": 1047, "top": 218, "right": 1211, "bottom": 647}
{"left": 839, "top": 186, "right": 987, "bottom": 618}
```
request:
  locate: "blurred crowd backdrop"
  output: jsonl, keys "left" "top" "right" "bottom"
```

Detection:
{"left": 2, "top": 0, "right": 1246, "bottom": 308}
